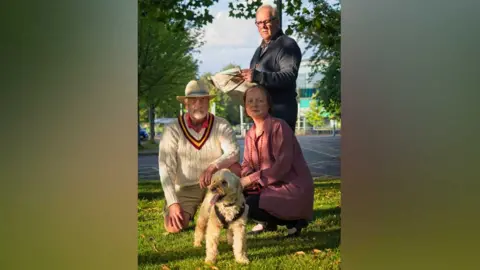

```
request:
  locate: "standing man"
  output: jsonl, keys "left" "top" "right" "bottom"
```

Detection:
{"left": 241, "top": 4, "right": 302, "bottom": 132}
{"left": 158, "top": 80, "right": 241, "bottom": 233}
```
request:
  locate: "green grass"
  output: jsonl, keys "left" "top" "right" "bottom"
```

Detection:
{"left": 138, "top": 179, "right": 341, "bottom": 270}
{"left": 139, "top": 141, "right": 159, "bottom": 151}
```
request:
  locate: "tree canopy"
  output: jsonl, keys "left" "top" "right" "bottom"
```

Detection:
{"left": 139, "top": 0, "right": 219, "bottom": 31}
{"left": 138, "top": 0, "right": 218, "bottom": 114}
{"left": 138, "top": 0, "right": 215, "bottom": 141}
{"left": 138, "top": 17, "right": 200, "bottom": 113}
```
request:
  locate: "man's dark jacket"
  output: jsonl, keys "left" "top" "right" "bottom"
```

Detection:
{"left": 249, "top": 30, "right": 302, "bottom": 130}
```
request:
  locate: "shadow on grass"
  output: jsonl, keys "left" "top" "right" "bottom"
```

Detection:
{"left": 138, "top": 228, "right": 340, "bottom": 266}
{"left": 245, "top": 228, "right": 340, "bottom": 260}
{"left": 138, "top": 191, "right": 164, "bottom": 201}
{"left": 313, "top": 206, "right": 341, "bottom": 219}
{"left": 138, "top": 237, "right": 243, "bottom": 266}
{"left": 138, "top": 181, "right": 164, "bottom": 201}
{"left": 313, "top": 181, "right": 341, "bottom": 190}
{"left": 138, "top": 246, "right": 205, "bottom": 266}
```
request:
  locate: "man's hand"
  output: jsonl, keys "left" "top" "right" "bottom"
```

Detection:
{"left": 199, "top": 164, "right": 218, "bottom": 189}
{"left": 241, "top": 69, "right": 253, "bottom": 82}
{"left": 167, "top": 203, "right": 184, "bottom": 231}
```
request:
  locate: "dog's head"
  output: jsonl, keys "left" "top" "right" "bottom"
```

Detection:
{"left": 208, "top": 168, "right": 243, "bottom": 205}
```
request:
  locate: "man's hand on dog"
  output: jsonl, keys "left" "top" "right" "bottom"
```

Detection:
{"left": 168, "top": 203, "right": 184, "bottom": 231}
{"left": 199, "top": 164, "right": 219, "bottom": 189}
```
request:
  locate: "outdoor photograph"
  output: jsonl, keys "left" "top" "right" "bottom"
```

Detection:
{"left": 137, "top": 0, "right": 341, "bottom": 268}
{"left": 4, "top": 0, "right": 473, "bottom": 269}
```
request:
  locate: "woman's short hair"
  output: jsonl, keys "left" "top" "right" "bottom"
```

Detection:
{"left": 243, "top": 85, "right": 273, "bottom": 116}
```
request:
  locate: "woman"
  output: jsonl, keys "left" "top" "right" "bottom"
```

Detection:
{"left": 239, "top": 85, "right": 314, "bottom": 237}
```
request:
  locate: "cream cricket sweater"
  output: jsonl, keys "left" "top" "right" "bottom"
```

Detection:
{"left": 158, "top": 114, "right": 240, "bottom": 208}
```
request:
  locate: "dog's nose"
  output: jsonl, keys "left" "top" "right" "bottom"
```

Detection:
{"left": 210, "top": 187, "right": 217, "bottom": 192}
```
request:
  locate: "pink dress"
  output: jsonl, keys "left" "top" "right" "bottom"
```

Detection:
{"left": 241, "top": 115, "right": 314, "bottom": 221}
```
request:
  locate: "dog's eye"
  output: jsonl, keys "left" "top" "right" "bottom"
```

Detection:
{"left": 221, "top": 180, "right": 227, "bottom": 185}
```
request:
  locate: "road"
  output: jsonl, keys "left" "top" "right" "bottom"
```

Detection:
{"left": 138, "top": 135, "right": 340, "bottom": 181}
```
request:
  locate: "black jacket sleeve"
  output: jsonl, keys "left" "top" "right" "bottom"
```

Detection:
{"left": 252, "top": 42, "right": 302, "bottom": 90}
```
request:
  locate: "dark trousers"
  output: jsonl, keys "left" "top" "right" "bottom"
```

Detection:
{"left": 271, "top": 101, "right": 298, "bottom": 133}
{"left": 245, "top": 193, "right": 297, "bottom": 228}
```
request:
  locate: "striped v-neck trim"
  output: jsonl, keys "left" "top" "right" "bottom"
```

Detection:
{"left": 178, "top": 113, "right": 215, "bottom": 150}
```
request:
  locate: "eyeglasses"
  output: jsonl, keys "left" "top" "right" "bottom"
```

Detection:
{"left": 255, "top": 17, "right": 276, "bottom": 27}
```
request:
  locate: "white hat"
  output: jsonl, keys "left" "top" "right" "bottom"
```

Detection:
{"left": 176, "top": 80, "right": 216, "bottom": 102}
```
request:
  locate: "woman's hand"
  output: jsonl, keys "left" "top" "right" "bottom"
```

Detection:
{"left": 242, "top": 168, "right": 254, "bottom": 177}
{"left": 240, "top": 176, "right": 253, "bottom": 188}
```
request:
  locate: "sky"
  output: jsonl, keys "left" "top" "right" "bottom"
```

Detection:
{"left": 194, "top": 0, "right": 320, "bottom": 76}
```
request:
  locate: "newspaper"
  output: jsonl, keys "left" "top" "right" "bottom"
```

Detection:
{"left": 208, "top": 67, "right": 258, "bottom": 106}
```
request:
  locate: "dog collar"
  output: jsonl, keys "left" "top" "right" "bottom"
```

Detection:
{"left": 214, "top": 203, "right": 246, "bottom": 229}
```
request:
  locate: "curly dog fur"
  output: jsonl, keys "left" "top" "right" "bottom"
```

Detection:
{"left": 193, "top": 169, "right": 250, "bottom": 264}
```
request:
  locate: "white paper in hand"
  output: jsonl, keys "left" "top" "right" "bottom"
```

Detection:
{"left": 208, "top": 67, "right": 257, "bottom": 106}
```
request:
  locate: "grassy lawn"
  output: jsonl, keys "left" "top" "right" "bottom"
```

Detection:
{"left": 138, "top": 179, "right": 341, "bottom": 269}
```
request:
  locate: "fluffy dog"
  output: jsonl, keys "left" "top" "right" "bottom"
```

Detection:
{"left": 193, "top": 168, "right": 250, "bottom": 265}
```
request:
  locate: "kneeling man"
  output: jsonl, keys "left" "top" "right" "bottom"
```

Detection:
{"left": 158, "top": 80, "right": 241, "bottom": 233}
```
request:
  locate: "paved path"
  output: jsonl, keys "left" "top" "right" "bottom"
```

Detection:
{"left": 138, "top": 135, "right": 340, "bottom": 181}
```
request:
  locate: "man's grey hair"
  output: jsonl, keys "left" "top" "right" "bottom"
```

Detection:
{"left": 256, "top": 4, "right": 277, "bottom": 18}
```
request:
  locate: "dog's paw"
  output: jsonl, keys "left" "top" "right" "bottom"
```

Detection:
{"left": 236, "top": 256, "right": 250, "bottom": 265}
{"left": 193, "top": 241, "right": 202, "bottom": 248}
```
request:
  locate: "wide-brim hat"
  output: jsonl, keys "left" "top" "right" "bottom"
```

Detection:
{"left": 176, "top": 80, "right": 216, "bottom": 102}
{"left": 208, "top": 67, "right": 258, "bottom": 105}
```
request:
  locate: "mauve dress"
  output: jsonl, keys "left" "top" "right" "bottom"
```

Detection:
{"left": 241, "top": 115, "right": 314, "bottom": 221}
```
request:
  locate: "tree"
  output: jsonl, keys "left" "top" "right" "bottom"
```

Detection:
{"left": 227, "top": 0, "right": 341, "bottom": 117}
{"left": 138, "top": 99, "right": 150, "bottom": 123}
{"left": 138, "top": 16, "right": 200, "bottom": 142}
{"left": 314, "top": 58, "right": 340, "bottom": 120}
{"left": 139, "top": 0, "right": 219, "bottom": 31}
{"left": 137, "top": 0, "right": 221, "bottom": 144}
{"left": 138, "top": 15, "right": 202, "bottom": 103}
{"left": 305, "top": 92, "right": 326, "bottom": 128}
